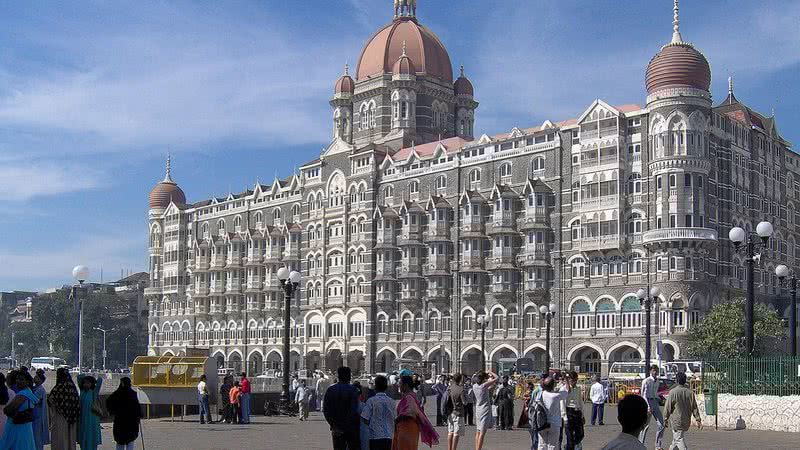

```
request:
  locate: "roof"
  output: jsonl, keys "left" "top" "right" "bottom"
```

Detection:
{"left": 392, "top": 136, "right": 468, "bottom": 161}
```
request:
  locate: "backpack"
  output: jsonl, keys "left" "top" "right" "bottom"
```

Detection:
{"left": 442, "top": 388, "right": 455, "bottom": 417}
{"left": 531, "top": 399, "right": 550, "bottom": 432}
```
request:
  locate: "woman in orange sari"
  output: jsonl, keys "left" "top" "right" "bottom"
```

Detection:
{"left": 392, "top": 376, "right": 438, "bottom": 450}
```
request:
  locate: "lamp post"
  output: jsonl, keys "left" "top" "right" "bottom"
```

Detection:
{"left": 637, "top": 286, "right": 662, "bottom": 367}
{"left": 94, "top": 327, "right": 107, "bottom": 371}
{"left": 72, "top": 265, "right": 90, "bottom": 372}
{"left": 277, "top": 266, "right": 300, "bottom": 413}
{"left": 476, "top": 315, "right": 487, "bottom": 372}
{"left": 539, "top": 302, "right": 557, "bottom": 373}
{"left": 776, "top": 265, "right": 797, "bottom": 357}
{"left": 729, "top": 222, "right": 773, "bottom": 354}
{"left": 125, "top": 334, "right": 132, "bottom": 370}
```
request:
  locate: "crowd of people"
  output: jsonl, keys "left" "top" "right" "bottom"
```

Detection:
{"left": 0, "top": 367, "right": 143, "bottom": 450}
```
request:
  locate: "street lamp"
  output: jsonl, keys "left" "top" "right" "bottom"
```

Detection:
{"left": 276, "top": 266, "right": 300, "bottom": 413}
{"left": 636, "top": 286, "right": 662, "bottom": 367}
{"left": 729, "top": 221, "right": 773, "bottom": 354}
{"left": 72, "top": 265, "right": 90, "bottom": 372}
{"left": 476, "top": 315, "right": 488, "bottom": 372}
{"left": 775, "top": 265, "right": 797, "bottom": 357}
{"left": 539, "top": 302, "right": 557, "bottom": 373}
{"left": 94, "top": 327, "right": 107, "bottom": 371}
{"left": 125, "top": 335, "right": 133, "bottom": 370}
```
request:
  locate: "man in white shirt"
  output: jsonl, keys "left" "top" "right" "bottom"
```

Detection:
{"left": 197, "top": 375, "right": 212, "bottom": 424}
{"left": 589, "top": 375, "right": 607, "bottom": 425}
{"left": 639, "top": 364, "right": 665, "bottom": 450}
{"left": 361, "top": 375, "right": 396, "bottom": 450}
{"left": 601, "top": 394, "right": 648, "bottom": 450}
{"left": 315, "top": 374, "right": 330, "bottom": 411}
{"left": 295, "top": 380, "right": 309, "bottom": 421}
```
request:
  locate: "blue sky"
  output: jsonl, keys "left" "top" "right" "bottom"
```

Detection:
{"left": 1, "top": 0, "right": 799, "bottom": 291}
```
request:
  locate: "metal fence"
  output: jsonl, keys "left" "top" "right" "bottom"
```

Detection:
{"left": 701, "top": 357, "right": 800, "bottom": 397}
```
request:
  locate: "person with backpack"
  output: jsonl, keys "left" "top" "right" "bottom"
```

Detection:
{"left": 527, "top": 374, "right": 545, "bottom": 450}
{"left": 532, "top": 376, "right": 571, "bottom": 450}
{"left": 442, "top": 374, "right": 466, "bottom": 450}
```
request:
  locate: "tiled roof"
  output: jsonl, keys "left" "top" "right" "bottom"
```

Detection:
{"left": 392, "top": 136, "right": 468, "bottom": 161}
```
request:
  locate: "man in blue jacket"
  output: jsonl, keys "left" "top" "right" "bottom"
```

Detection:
{"left": 324, "top": 366, "right": 361, "bottom": 450}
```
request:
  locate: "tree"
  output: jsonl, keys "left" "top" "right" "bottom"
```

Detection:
{"left": 687, "top": 298, "right": 785, "bottom": 358}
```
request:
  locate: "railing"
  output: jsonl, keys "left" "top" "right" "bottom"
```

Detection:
{"left": 701, "top": 357, "right": 800, "bottom": 396}
{"left": 642, "top": 228, "right": 717, "bottom": 244}
{"left": 576, "top": 235, "right": 621, "bottom": 251}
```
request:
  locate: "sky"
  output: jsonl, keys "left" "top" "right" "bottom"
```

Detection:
{"left": 1, "top": 0, "right": 799, "bottom": 291}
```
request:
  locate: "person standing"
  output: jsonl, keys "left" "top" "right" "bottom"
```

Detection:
{"left": 561, "top": 372, "right": 585, "bottom": 450}
{"left": 356, "top": 384, "right": 370, "bottom": 450}
{"left": 219, "top": 375, "right": 233, "bottom": 424}
{"left": 105, "top": 377, "right": 142, "bottom": 450}
{"left": 527, "top": 376, "right": 545, "bottom": 450}
{"left": 392, "top": 376, "right": 438, "bottom": 450}
{"left": 361, "top": 375, "right": 395, "bottom": 450}
{"left": 240, "top": 372, "right": 251, "bottom": 424}
{"left": 77, "top": 375, "right": 102, "bottom": 450}
{"left": 443, "top": 374, "right": 466, "bottom": 450}
{"left": 295, "top": 380, "right": 309, "bottom": 421}
{"left": 600, "top": 394, "right": 648, "bottom": 450}
{"left": 31, "top": 370, "right": 50, "bottom": 450}
{"left": 291, "top": 375, "right": 299, "bottom": 402}
{"left": 197, "top": 375, "right": 212, "bottom": 424}
{"left": 432, "top": 376, "right": 447, "bottom": 427}
{"left": 590, "top": 375, "right": 606, "bottom": 426}
{"left": 229, "top": 381, "right": 242, "bottom": 424}
{"left": 639, "top": 365, "right": 665, "bottom": 450}
{"left": 316, "top": 374, "right": 330, "bottom": 412}
{"left": 537, "top": 376, "right": 570, "bottom": 450}
{"left": 495, "top": 376, "right": 515, "bottom": 430}
{"left": 0, "top": 371, "right": 37, "bottom": 450}
{"left": 47, "top": 368, "right": 79, "bottom": 450}
{"left": 323, "top": 366, "right": 361, "bottom": 450}
{"left": 664, "top": 372, "right": 702, "bottom": 450}
{"left": 463, "top": 379, "right": 474, "bottom": 427}
{"left": 471, "top": 370, "right": 498, "bottom": 450}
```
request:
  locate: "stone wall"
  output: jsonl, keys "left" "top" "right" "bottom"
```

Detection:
{"left": 698, "top": 393, "right": 800, "bottom": 433}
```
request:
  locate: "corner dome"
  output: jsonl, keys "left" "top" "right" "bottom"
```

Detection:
{"left": 149, "top": 157, "right": 186, "bottom": 209}
{"left": 645, "top": 42, "right": 710, "bottom": 94}
{"left": 392, "top": 48, "right": 416, "bottom": 77}
{"left": 334, "top": 65, "right": 355, "bottom": 95}
{"left": 454, "top": 65, "right": 474, "bottom": 96}
{"left": 356, "top": 17, "right": 453, "bottom": 83}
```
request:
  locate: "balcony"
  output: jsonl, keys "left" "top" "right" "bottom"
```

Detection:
{"left": 264, "top": 247, "right": 283, "bottom": 261}
{"left": 225, "top": 280, "right": 243, "bottom": 293}
{"left": 491, "top": 282, "right": 517, "bottom": 295}
{"left": 425, "top": 223, "right": 451, "bottom": 242}
{"left": 518, "top": 244, "right": 548, "bottom": 265}
{"left": 524, "top": 279, "right": 549, "bottom": 293}
{"left": 579, "top": 195, "right": 620, "bottom": 211}
{"left": 210, "top": 254, "right": 225, "bottom": 269}
{"left": 489, "top": 211, "right": 516, "bottom": 232}
{"left": 245, "top": 251, "right": 262, "bottom": 265}
{"left": 376, "top": 230, "right": 398, "bottom": 247}
{"left": 488, "top": 249, "right": 516, "bottom": 269}
{"left": 461, "top": 253, "right": 484, "bottom": 270}
{"left": 401, "top": 289, "right": 422, "bottom": 301}
{"left": 209, "top": 282, "right": 224, "bottom": 295}
{"left": 424, "top": 256, "right": 451, "bottom": 275}
{"left": 262, "top": 275, "right": 279, "bottom": 289}
{"left": 226, "top": 253, "right": 242, "bottom": 268}
{"left": 519, "top": 207, "right": 548, "bottom": 228}
{"left": 376, "top": 292, "right": 395, "bottom": 303}
{"left": 426, "top": 288, "right": 451, "bottom": 299}
{"left": 399, "top": 261, "right": 423, "bottom": 277}
{"left": 194, "top": 283, "right": 209, "bottom": 296}
{"left": 376, "top": 262, "right": 397, "bottom": 278}
{"left": 574, "top": 235, "right": 622, "bottom": 251}
{"left": 246, "top": 280, "right": 262, "bottom": 291}
{"left": 461, "top": 216, "right": 485, "bottom": 235}
{"left": 194, "top": 256, "right": 210, "bottom": 272}
{"left": 462, "top": 285, "right": 485, "bottom": 298}
{"left": 642, "top": 228, "right": 718, "bottom": 248}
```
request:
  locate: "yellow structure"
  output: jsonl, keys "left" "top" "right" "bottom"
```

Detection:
{"left": 132, "top": 356, "right": 208, "bottom": 388}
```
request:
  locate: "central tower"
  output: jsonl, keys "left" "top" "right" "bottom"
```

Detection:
{"left": 331, "top": 0, "right": 477, "bottom": 151}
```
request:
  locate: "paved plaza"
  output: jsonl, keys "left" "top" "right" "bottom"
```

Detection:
{"left": 96, "top": 400, "right": 800, "bottom": 450}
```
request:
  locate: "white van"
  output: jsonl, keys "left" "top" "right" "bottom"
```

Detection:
{"left": 30, "top": 357, "right": 68, "bottom": 371}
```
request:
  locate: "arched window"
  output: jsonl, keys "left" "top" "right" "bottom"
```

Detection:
{"left": 461, "top": 310, "right": 474, "bottom": 336}
{"left": 628, "top": 213, "right": 643, "bottom": 234}
{"left": 531, "top": 157, "right": 545, "bottom": 173}
{"left": 383, "top": 185, "right": 394, "bottom": 204}
{"left": 409, "top": 180, "right": 419, "bottom": 194}
{"left": 499, "top": 162, "right": 512, "bottom": 178}
{"left": 468, "top": 169, "right": 481, "bottom": 185}
{"left": 571, "top": 220, "right": 581, "bottom": 241}
{"left": 273, "top": 208, "right": 281, "bottom": 221}
{"left": 491, "top": 309, "right": 505, "bottom": 330}
{"left": 570, "top": 299, "right": 591, "bottom": 330}
{"left": 233, "top": 216, "right": 242, "bottom": 231}
{"left": 627, "top": 173, "right": 642, "bottom": 194}
{"left": 595, "top": 299, "right": 616, "bottom": 330}
{"left": 434, "top": 175, "right": 447, "bottom": 192}
{"left": 292, "top": 204, "right": 301, "bottom": 219}
{"left": 201, "top": 222, "right": 209, "bottom": 238}
{"left": 253, "top": 212, "right": 263, "bottom": 226}
{"left": 621, "top": 297, "right": 642, "bottom": 328}
{"left": 217, "top": 220, "right": 226, "bottom": 236}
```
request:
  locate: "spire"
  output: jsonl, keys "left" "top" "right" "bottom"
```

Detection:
{"left": 344, "top": 63, "right": 349, "bottom": 76}
{"left": 671, "top": 0, "right": 683, "bottom": 43}
{"left": 460, "top": 64, "right": 465, "bottom": 77}
{"left": 728, "top": 76, "right": 733, "bottom": 101}
{"left": 163, "top": 153, "right": 173, "bottom": 182}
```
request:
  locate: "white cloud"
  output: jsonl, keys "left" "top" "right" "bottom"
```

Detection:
{"left": 0, "top": 162, "right": 104, "bottom": 201}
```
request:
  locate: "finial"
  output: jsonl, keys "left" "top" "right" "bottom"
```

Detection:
{"left": 671, "top": 0, "right": 683, "bottom": 43}
{"left": 728, "top": 76, "right": 733, "bottom": 95}
{"left": 344, "top": 63, "right": 349, "bottom": 75}
{"left": 460, "top": 64, "right": 465, "bottom": 77}
{"left": 163, "top": 153, "right": 173, "bottom": 182}
{"left": 401, "top": 40, "right": 407, "bottom": 57}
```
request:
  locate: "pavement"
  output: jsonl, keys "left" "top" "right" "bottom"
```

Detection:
{"left": 96, "top": 399, "right": 800, "bottom": 450}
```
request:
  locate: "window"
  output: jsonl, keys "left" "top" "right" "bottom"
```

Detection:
{"left": 531, "top": 157, "right": 545, "bottom": 173}
{"left": 468, "top": 169, "right": 481, "bottom": 184}
{"left": 435, "top": 175, "right": 447, "bottom": 192}
{"left": 657, "top": 176, "right": 662, "bottom": 190}
{"left": 669, "top": 174, "right": 677, "bottom": 188}
{"left": 409, "top": 180, "right": 419, "bottom": 194}
{"left": 684, "top": 173, "right": 692, "bottom": 187}
{"left": 499, "top": 163, "right": 512, "bottom": 178}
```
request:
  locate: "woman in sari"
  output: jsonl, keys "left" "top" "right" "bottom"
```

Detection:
{"left": 0, "top": 370, "right": 37, "bottom": 450}
{"left": 31, "top": 370, "right": 50, "bottom": 450}
{"left": 106, "top": 377, "right": 142, "bottom": 450}
{"left": 392, "top": 375, "right": 438, "bottom": 450}
{"left": 47, "top": 368, "right": 80, "bottom": 450}
{"left": 77, "top": 375, "right": 102, "bottom": 450}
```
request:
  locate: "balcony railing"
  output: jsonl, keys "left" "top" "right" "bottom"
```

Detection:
{"left": 575, "top": 235, "right": 621, "bottom": 251}
{"left": 642, "top": 228, "right": 718, "bottom": 245}
{"left": 426, "top": 223, "right": 451, "bottom": 241}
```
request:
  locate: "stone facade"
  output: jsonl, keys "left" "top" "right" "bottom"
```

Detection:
{"left": 144, "top": 3, "right": 800, "bottom": 377}
{"left": 699, "top": 394, "right": 800, "bottom": 433}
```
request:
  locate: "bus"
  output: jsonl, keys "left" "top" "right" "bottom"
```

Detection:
{"left": 30, "top": 357, "right": 68, "bottom": 371}
{"left": 495, "top": 357, "right": 535, "bottom": 376}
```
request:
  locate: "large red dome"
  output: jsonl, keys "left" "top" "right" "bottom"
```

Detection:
{"left": 645, "top": 42, "right": 711, "bottom": 94}
{"left": 356, "top": 17, "right": 453, "bottom": 83}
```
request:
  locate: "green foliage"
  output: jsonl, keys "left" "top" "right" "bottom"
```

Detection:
{"left": 687, "top": 298, "right": 785, "bottom": 358}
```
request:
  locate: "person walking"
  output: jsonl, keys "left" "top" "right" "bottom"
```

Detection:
{"left": 433, "top": 375, "right": 448, "bottom": 427}
{"left": 316, "top": 374, "right": 331, "bottom": 412}
{"left": 537, "top": 376, "right": 570, "bottom": 450}
{"left": 639, "top": 365, "right": 665, "bottom": 450}
{"left": 443, "top": 374, "right": 466, "bottom": 450}
{"left": 197, "top": 375, "right": 213, "bottom": 424}
{"left": 463, "top": 379, "right": 474, "bottom": 427}
{"left": 0, "top": 370, "right": 37, "bottom": 450}
{"left": 392, "top": 375, "right": 438, "bottom": 450}
{"left": 105, "top": 377, "right": 142, "bottom": 450}
{"left": 47, "top": 368, "right": 79, "bottom": 450}
{"left": 229, "top": 381, "right": 242, "bottom": 424}
{"left": 77, "top": 374, "right": 102, "bottom": 450}
{"left": 471, "top": 370, "right": 498, "bottom": 450}
{"left": 356, "top": 383, "right": 370, "bottom": 450}
{"left": 527, "top": 376, "right": 545, "bottom": 450}
{"left": 219, "top": 375, "right": 233, "bottom": 424}
{"left": 240, "top": 372, "right": 251, "bottom": 424}
{"left": 31, "top": 370, "right": 50, "bottom": 450}
{"left": 361, "top": 375, "right": 396, "bottom": 450}
{"left": 590, "top": 375, "right": 606, "bottom": 426}
{"left": 323, "top": 366, "right": 361, "bottom": 450}
{"left": 295, "top": 380, "right": 309, "bottom": 421}
{"left": 494, "top": 376, "right": 514, "bottom": 430}
{"left": 561, "top": 372, "right": 585, "bottom": 450}
{"left": 600, "top": 394, "right": 648, "bottom": 450}
{"left": 0, "top": 373, "right": 9, "bottom": 438}
{"left": 663, "top": 372, "right": 702, "bottom": 450}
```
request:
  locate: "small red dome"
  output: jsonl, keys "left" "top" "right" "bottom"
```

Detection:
{"left": 393, "top": 52, "right": 416, "bottom": 76}
{"left": 149, "top": 181, "right": 186, "bottom": 209}
{"left": 335, "top": 73, "right": 354, "bottom": 95}
{"left": 454, "top": 66, "right": 473, "bottom": 96}
{"left": 645, "top": 42, "right": 710, "bottom": 94}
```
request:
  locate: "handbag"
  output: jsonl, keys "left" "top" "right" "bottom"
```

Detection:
{"left": 12, "top": 400, "right": 34, "bottom": 425}
{"left": 91, "top": 397, "right": 103, "bottom": 417}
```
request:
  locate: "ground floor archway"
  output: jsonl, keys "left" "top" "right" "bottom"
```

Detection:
{"left": 376, "top": 349, "right": 396, "bottom": 373}
{"left": 523, "top": 346, "right": 548, "bottom": 373}
{"left": 428, "top": 348, "right": 451, "bottom": 375}
{"left": 306, "top": 350, "right": 321, "bottom": 372}
{"left": 247, "top": 352, "right": 263, "bottom": 376}
{"left": 326, "top": 349, "right": 343, "bottom": 371}
{"left": 228, "top": 352, "right": 243, "bottom": 373}
{"left": 347, "top": 350, "right": 365, "bottom": 376}
{"left": 569, "top": 345, "right": 603, "bottom": 375}
{"left": 461, "top": 348, "right": 482, "bottom": 376}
